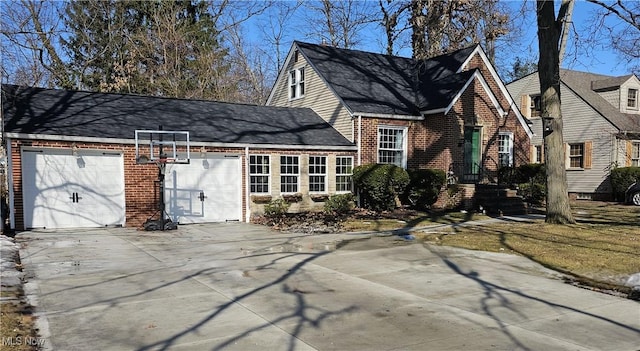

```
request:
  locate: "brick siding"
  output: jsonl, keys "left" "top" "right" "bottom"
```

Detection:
{"left": 8, "top": 139, "right": 356, "bottom": 230}
{"left": 358, "top": 76, "right": 530, "bottom": 178}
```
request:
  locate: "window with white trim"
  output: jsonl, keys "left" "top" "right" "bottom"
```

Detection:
{"left": 569, "top": 143, "right": 584, "bottom": 168}
{"left": 498, "top": 132, "right": 514, "bottom": 167}
{"left": 308, "top": 156, "right": 327, "bottom": 193}
{"left": 249, "top": 155, "right": 270, "bottom": 194}
{"left": 289, "top": 67, "right": 305, "bottom": 99}
{"left": 336, "top": 156, "right": 353, "bottom": 192}
{"left": 628, "top": 88, "right": 638, "bottom": 109}
{"left": 632, "top": 142, "right": 640, "bottom": 167}
{"left": 280, "top": 156, "right": 299, "bottom": 193}
{"left": 378, "top": 126, "right": 406, "bottom": 167}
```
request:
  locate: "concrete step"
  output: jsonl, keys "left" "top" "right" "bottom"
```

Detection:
{"left": 474, "top": 184, "right": 528, "bottom": 215}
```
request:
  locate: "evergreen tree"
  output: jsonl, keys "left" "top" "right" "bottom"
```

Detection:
{"left": 62, "top": 0, "right": 230, "bottom": 100}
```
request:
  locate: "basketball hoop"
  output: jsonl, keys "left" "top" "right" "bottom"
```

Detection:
{"left": 134, "top": 129, "right": 190, "bottom": 165}
{"left": 134, "top": 127, "right": 191, "bottom": 231}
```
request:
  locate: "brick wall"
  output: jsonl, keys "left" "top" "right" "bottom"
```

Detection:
{"left": 8, "top": 139, "right": 357, "bottom": 229}
{"left": 356, "top": 54, "right": 530, "bottom": 181}
{"left": 8, "top": 139, "right": 251, "bottom": 229}
{"left": 464, "top": 53, "right": 531, "bottom": 168}
{"left": 10, "top": 140, "right": 173, "bottom": 229}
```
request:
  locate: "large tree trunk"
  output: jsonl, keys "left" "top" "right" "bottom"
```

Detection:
{"left": 536, "top": 0, "right": 575, "bottom": 224}
{"left": 410, "top": 0, "right": 427, "bottom": 59}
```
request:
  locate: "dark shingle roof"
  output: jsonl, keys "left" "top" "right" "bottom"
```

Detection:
{"left": 558, "top": 70, "right": 640, "bottom": 132}
{"left": 2, "top": 84, "right": 354, "bottom": 147}
{"left": 590, "top": 74, "right": 635, "bottom": 91}
{"left": 417, "top": 70, "right": 477, "bottom": 111}
{"left": 295, "top": 42, "right": 477, "bottom": 116}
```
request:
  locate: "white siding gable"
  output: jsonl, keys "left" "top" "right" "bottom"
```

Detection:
{"left": 621, "top": 76, "right": 640, "bottom": 114}
{"left": 266, "top": 45, "right": 354, "bottom": 142}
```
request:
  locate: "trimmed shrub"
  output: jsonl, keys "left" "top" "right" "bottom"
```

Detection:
{"left": 264, "top": 198, "right": 290, "bottom": 218}
{"left": 352, "top": 164, "right": 410, "bottom": 211}
{"left": 403, "top": 169, "right": 446, "bottom": 210}
{"left": 515, "top": 163, "right": 546, "bottom": 184}
{"left": 610, "top": 167, "right": 640, "bottom": 201}
{"left": 514, "top": 163, "right": 546, "bottom": 204}
{"left": 324, "top": 193, "right": 355, "bottom": 215}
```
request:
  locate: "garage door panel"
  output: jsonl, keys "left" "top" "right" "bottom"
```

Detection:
{"left": 165, "top": 155, "right": 241, "bottom": 224}
{"left": 72, "top": 153, "right": 126, "bottom": 227}
{"left": 166, "top": 188, "right": 205, "bottom": 218}
{"left": 21, "top": 148, "right": 126, "bottom": 229}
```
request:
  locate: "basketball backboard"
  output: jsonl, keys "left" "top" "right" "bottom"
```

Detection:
{"left": 135, "top": 130, "right": 190, "bottom": 164}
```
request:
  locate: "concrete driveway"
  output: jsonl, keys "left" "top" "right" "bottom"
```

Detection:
{"left": 18, "top": 223, "right": 640, "bottom": 351}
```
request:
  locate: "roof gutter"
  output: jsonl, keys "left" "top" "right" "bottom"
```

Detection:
{"left": 420, "top": 107, "right": 447, "bottom": 115}
{"left": 4, "top": 133, "right": 358, "bottom": 151}
{"left": 355, "top": 112, "right": 423, "bottom": 121}
{"left": 617, "top": 131, "right": 640, "bottom": 139}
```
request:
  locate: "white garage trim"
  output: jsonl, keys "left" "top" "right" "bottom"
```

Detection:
{"left": 21, "top": 147, "right": 126, "bottom": 229}
{"left": 164, "top": 153, "right": 242, "bottom": 224}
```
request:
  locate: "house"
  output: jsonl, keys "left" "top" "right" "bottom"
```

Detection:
{"left": 506, "top": 70, "right": 640, "bottom": 200}
{"left": 2, "top": 42, "right": 535, "bottom": 230}
{"left": 1, "top": 84, "right": 356, "bottom": 230}
{"left": 266, "top": 42, "right": 533, "bottom": 194}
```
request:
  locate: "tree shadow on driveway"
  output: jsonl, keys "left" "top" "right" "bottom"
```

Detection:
{"left": 426, "top": 246, "right": 640, "bottom": 350}
{"left": 135, "top": 249, "right": 356, "bottom": 351}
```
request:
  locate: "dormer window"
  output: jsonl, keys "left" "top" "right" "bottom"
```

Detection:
{"left": 628, "top": 88, "right": 638, "bottom": 109}
{"left": 289, "top": 67, "right": 305, "bottom": 100}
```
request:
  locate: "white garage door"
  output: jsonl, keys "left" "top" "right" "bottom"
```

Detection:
{"left": 164, "top": 154, "right": 242, "bottom": 224}
{"left": 21, "top": 147, "right": 126, "bottom": 229}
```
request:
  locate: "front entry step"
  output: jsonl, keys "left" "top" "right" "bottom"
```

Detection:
{"left": 474, "top": 184, "right": 528, "bottom": 216}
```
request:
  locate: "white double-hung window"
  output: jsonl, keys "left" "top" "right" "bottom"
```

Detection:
{"left": 498, "top": 132, "right": 514, "bottom": 167}
{"left": 336, "top": 156, "right": 353, "bottom": 192}
{"left": 289, "top": 67, "right": 305, "bottom": 99}
{"left": 249, "top": 155, "right": 270, "bottom": 194}
{"left": 308, "top": 156, "right": 327, "bottom": 193}
{"left": 378, "top": 126, "right": 407, "bottom": 168}
{"left": 280, "top": 156, "right": 299, "bottom": 193}
{"left": 628, "top": 88, "right": 638, "bottom": 109}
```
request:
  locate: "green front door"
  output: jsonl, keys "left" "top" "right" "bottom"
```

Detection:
{"left": 463, "top": 127, "right": 481, "bottom": 182}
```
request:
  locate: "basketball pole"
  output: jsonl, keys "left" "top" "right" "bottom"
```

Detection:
{"left": 137, "top": 127, "right": 188, "bottom": 231}
{"left": 158, "top": 125, "right": 166, "bottom": 230}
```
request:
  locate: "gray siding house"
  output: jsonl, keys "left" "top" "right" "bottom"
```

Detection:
{"left": 507, "top": 70, "right": 640, "bottom": 200}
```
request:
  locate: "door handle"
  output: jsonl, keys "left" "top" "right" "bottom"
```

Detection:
{"left": 69, "top": 193, "right": 83, "bottom": 203}
{"left": 198, "top": 191, "right": 207, "bottom": 202}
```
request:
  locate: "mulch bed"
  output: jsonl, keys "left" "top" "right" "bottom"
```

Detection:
{"left": 252, "top": 208, "right": 424, "bottom": 233}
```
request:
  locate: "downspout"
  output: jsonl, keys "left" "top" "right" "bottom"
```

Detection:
{"left": 7, "top": 140, "right": 13, "bottom": 230}
{"left": 358, "top": 115, "right": 362, "bottom": 166}
{"left": 245, "top": 146, "right": 250, "bottom": 222}
{"left": 357, "top": 115, "right": 362, "bottom": 208}
{"left": 613, "top": 133, "right": 618, "bottom": 167}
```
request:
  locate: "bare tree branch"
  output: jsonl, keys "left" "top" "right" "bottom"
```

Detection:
{"left": 586, "top": 0, "right": 640, "bottom": 30}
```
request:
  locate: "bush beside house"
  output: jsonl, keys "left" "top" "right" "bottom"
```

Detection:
{"left": 403, "top": 169, "right": 447, "bottom": 210}
{"left": 610, "top": 167, "right": 640, "bottom": 201}
{"left": 353, "top": 164, "right": 409, "bottom": 211}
